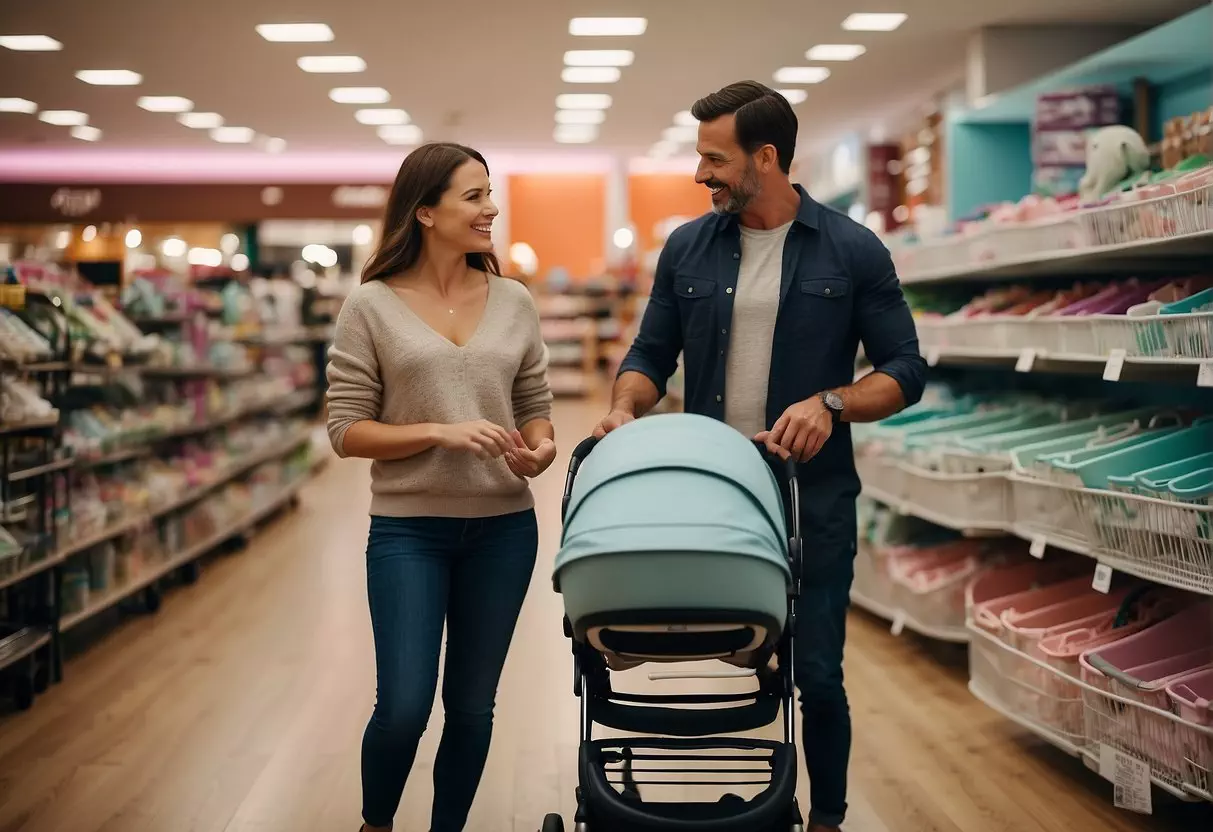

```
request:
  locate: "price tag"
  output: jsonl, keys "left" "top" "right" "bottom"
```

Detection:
{"left": 1103, "top": 349, "right": 1126, "bottom": 382}
{"left": 1099, "top": 745, "right": 1152, "bottom": 815}
{"left": 890, "top": 611, "right": 906, "bottom": 637}
{"left": 1015, "top": 348, "right": 1037, "bottom": 373}
{"left": 1092, "top": 563, "right": 1114, "bottom": 594}
{"left": 1198, "top": 361, "right": 1213, "bottom": 388}
{"left": 1029, "top": 536, "right": 1047, "bottom": 559}
{"left": 926, "top": 348, "right": 940, "bottom": 367}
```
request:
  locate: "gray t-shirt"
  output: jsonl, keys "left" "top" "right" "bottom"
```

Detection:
{"left": 724, "top": 220, "right": 792, "bottom": 438}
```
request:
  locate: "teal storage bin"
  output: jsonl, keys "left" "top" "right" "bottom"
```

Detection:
{"left": 1050, "top": 422, "right": 1213, "bottom": 490}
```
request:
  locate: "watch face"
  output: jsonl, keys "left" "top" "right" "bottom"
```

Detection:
{"left": 824, "top": 392, "right": 844, "bottom": 411}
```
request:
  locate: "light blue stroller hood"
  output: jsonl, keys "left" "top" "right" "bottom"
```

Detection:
{"left": 553, "top": 413, "right": 791, "bottom": 590}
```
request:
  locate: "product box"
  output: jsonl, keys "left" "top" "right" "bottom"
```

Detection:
{"left": 1035, "top": 86, "right": 1121, "bottom": 131}
{"left": 1033, "top": 130, "right": 1093, "bottom": 168}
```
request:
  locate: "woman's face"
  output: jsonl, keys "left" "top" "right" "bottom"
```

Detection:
{"left": 423, "top": 158, "right": 498, "bottom": 254}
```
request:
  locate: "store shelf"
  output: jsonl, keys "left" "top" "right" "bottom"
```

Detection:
{"left": 0, "top": 415, "right": 58, "bottom": 436}
{"left": 0, "top": 626, "right": 50, "bottom": 672}
{"left": 920, "top": 346, "right": 1211, "bottom": 386}
{"left": 8, "top": 457, "right": 75, "bottom": 482}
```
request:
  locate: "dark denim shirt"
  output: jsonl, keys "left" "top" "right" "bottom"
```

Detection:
{"left": 618, "top": 185, "right": 927, "bottom": 554}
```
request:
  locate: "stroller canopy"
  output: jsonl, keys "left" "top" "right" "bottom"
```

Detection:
{"left": 554, "top": 413, "right": 791, "bottom": 588}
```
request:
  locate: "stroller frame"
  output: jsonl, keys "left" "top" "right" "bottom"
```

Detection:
{"left": 543, "top": 435, "right": 805, "bottom": 832}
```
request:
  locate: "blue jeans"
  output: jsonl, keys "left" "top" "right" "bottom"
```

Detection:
{"left": 361, "top": 511, "right": 538, "bottom": 831}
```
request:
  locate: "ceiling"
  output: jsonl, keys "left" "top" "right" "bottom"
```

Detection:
{"left": 0, "top": 0, "right": 1204, "bottom": 175}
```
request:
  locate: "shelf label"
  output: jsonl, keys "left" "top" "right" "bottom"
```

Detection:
{"left": 1099, "top": 745, "right": 1152, "bottom": 815}
{"left": 1015, "top": 348, "right": 1037, "bottom": 373}
{"left": 926, "top": 348, "right": 940, "bottom": 367}
{"left": 1092, "top": 563, "right": 1114, "bottom": 594}
{"left": 1029, "top": 536, "right": 1047, "bottom": 559}
{"left": 890, "top": 610, "right": 906, "bottom": 637}
{"left": 1103, "top": 349, "right": 1126, "bottom": 382}
{"left": 1198, "top": 361, "right": 1213, "bottom": 388}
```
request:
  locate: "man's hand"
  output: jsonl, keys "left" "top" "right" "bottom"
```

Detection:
{"left": 592, "top": 408, "right": 634, "bottom": 438}
{"left": 755, "top": 396, "right": 832, "bottom": 462}
{"left": 504, "top": 430, "right": 557, "bottom": 479}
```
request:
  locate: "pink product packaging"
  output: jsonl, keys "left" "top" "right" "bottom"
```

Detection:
{"left": 1033, "top": 130, "right": 1092, "bottom": 167}
{"left": 1034, "top": 86, "right": 1121, "bottom": 131}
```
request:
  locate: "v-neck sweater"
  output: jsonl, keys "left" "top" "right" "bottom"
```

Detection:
{"left": 325, "top": 276, "right": 553, "bottom": 518}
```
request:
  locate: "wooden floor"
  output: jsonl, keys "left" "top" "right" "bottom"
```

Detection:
{"left": 1, "top": 399, "right": 1209, "bottom": 832}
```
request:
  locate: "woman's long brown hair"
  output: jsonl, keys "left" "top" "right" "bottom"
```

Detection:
{"left": 361, "top": 142, "right": 502, "bottom": 283}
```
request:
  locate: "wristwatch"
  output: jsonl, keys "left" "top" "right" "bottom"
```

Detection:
{"left": 819, "top": 391, "right": 844, "bottom": 425}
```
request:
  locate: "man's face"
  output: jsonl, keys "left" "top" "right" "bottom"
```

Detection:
{"left": 694, "top": 114, "right": 761, "bottom": 215}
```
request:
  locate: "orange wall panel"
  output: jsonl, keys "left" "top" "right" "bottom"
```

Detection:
{"left": 627, "top": 174, "right": 711, "bottom": 256}
{"left": 507, "top": 174, "right": 605, "bottom": 280}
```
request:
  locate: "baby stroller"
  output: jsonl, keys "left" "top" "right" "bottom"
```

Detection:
{"left": 540, "top": 413, "right": 805, "bottom": 832}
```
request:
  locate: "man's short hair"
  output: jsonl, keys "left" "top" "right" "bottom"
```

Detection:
{"left": 691, "top": 81, "right": 798, "bottom": 174}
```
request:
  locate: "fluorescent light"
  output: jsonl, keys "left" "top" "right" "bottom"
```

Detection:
{"left": 569, "top": 17, "right": 647, "bottom": 36}
{"left": 556, "top": 93, "right": 612, "bottom": 110}
{"left": 265, "top": 137, "right": 287, "bottom": 153}
{"left": 161, "top": 237, "right": 187, "bottom": 258}
{"left": 841, "top": 13, "right": 907, "bottom": 31}
{"left": 673, "top": 110, "right": 698, "bottom": 127}
{"left": 70, "top": 125, "right": 101, "bottom": 142}
{"left": 188, "top": 247, "right": 223, "bottom": 267}
{"left": 0, "top": 98, "right": 37, "bottom": 113}
{"left": 138, "top": 96, "right": 193, "bottom": 113}
{"left": 38, "top": 110, "right": 88, "bottom": 126}
{"left": 561, "top": 67, "right": 621, "bottom": 84}
{"left": 329, "top": 87, "right": 390, "bottom": 104}
{"left": 82, "top": 225, "right": 97, "bottom": 242}
{"left": 773, "top": 67, "right": 831, "bottom": 84}
{"left": 649, "top": 141, "right": 680, "bottom": 158}
{"left": 555, "top": 109, "right": 605, "bottom": 125}
{"left": 255, "top": 23, "right": 334, "bottom": 42}
{"left": 76, "top": 69, "right": 142, "bottom": 86}
{"left": 178, "top": 112, "right": 223, "bottom": 128}
{"left": 0, "top": 35, "right": 62, "bottom": 51}
{"left": 297, "top": 55, "right": 366, "bottom": 73}
{"left": 662, "top": 125, "right": 697, "bottom": 143}
{"left": 125, "top": 229, "right": 142, "bottom": 248}
{"left": 355, "top": 108, "right": 409, "bottom": 125}
{"left": 563, "top": 50, "right": 633, "bottom": 67}
{"left": 807, "top": 44, "right": 866, "bottom": 61}
{"left": 777, "top": 89, "right": 808, "bottom": 104}
{"left": 210, "top": 126, "right": 255, "bottom": 143}
{"left": 377, "top": 124, "right": 422, "bottom": 145}
{"left": 554, "top": 124, "right": 597, "bottom": 144}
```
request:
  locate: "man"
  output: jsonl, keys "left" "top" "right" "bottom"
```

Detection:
{"left": 594, "top": 81, "right": 926, "bottom": 831}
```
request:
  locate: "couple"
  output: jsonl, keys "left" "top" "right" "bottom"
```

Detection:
{"left": 326, "top": 79, "right": 925, "bottom": 832}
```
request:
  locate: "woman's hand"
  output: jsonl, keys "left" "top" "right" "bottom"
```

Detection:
{"left": 434, "top": 420, "right": 514, "bottom": 458}
{"left": 504, "top": 430, "right": 557, "bottom": 479}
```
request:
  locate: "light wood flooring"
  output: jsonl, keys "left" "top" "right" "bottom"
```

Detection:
{"left": 0, "top": 399, "right": 1208, "bottom": 831}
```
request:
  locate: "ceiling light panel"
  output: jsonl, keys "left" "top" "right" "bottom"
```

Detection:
{"left": 561, "top": 66, "right": 620, "bottom": 84}
{"left": 330, "top": 87, "right": 390, "bottom": 104}
{"left": 554, "top": 124, "right": 598, "bottom": 144}
{"left": 773, "top": 66, "right": 831, "bottom": 84}
{"left": 556, "top": 93, "right": 612, "bottom": 110}
{"left": 0, "top": 35, "right": 62, "bottom": 51}
{"left": 265, "top": 137, "right": 287, "bottom": 153}
{"left": 569, "top": 18, "right": 647, "bottom": 36}
{"left": 211, "top": 126, "right": 256, "bottom": 143}
{"left": 555, "top": 109, "right": 605, "bottom": 125}
{"left": 807, "top": 44, "right": 866, "bottom": 61}
{"left": 355, "top": 108, "right": 409, "bottom": 125}
{"left": 777, "top": 89, "right": 808, "bottom": 104}
{"left": 673, "top": 110, "right": 697, "bottom": 127}
{"left": 38, "top": 110, "right": 88, "bottom": 126}
{"left": 178, "top": 111, "right": 223, "bottom": 128}
{"left": 662, "top": 125, "right": 697, "bottom": 143}
{"left": 841, "top": 13, "right": 907, "bottom": 31}
{"left": 77, "top": 69, "right": 142, "bottom": 85}
{"left": 563, "top": 50, "right": 633, "bottom": 67}
{"left": 377, "top": 124, "right": 422, "bottom": 144}
{"left": 138, "top": 96, "right": 193, "bottom": 112}
{"left": 298, "top": 55, "right": 366, "bottom": 73}
{"left": 256, "top": 23, "right": 334, "bottom": 42}
{"left": 0, "top": 98, "right": 37, "bottom": 113}
{"left": 71, "top": 125, "right": 101, "bottom": 142}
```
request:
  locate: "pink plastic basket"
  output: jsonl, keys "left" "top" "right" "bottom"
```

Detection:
{"left": 1167, "top": 668, "right": 1213, "bottom": 798}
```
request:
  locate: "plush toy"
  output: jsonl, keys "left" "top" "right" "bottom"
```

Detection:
{"left": 1078, "top": 125, "right": 1151, "bottom": 203}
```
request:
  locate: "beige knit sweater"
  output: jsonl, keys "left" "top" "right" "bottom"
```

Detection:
{"left": 325, "top": 276, "right": 553, "bottom": 518}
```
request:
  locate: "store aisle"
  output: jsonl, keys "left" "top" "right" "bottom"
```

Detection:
{"left": 0, "top": 400, "right": 1205, "bottom": 832}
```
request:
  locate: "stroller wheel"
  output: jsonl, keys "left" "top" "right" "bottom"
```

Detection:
{"left": 540, "top": 813, "right": 564, "bottom": 832}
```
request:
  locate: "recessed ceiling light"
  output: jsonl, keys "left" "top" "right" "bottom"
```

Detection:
{"left": 554, "top": 124, "right": 598, "bottom": 144}
{"left": 297, "top": 55, "right": 366, "bottom": 73}
{"left": 569, "top": 17, "right": 647, "bottom": 36}
{"left": 377, "top": 124, "right": 423, "bottom": 144}
{"left": 777, "top": 89, "right": 808, "bottom": 104}
{"left": 211, "top": 126, "right": 256, "bottom": 143}
{"left": 76, "top": 69, "right": 142, "bottom": 86}
{"left": 355, "top": 108, "right": 410, "bottom": 125}
{"left": 649, "top": 141, "right": 680, "bottom": 158}
{"left": 673, "top": 110, "right": 698, "bottom": 127}
{"left": 265, "top": 137, "right": 287, "bottom": 153}
{"left": 0, "top": 35, "right": 62, "bottom": 52}
{"left": 178, "top": 111, "right": 223, "bottom": 128}
{"left": 0, "top": 98, "right": 37, "bottom": 113}
{"left": 556, "top": 93, "right": 612, "bottom": 110}
{"left": 70, "top": 125, "right": 101, "bottom": 142}
{"left": 137, "top": 96, "right": 193, "bottom": 113}
{"left": 330, "top": 87, "right": 390, "bottom": 104}
{"left": 662, "top": 125, "right": 698, "bottom": 143}
{"left": 561, "top": 67, "right": 621, "bottom": 84}
{"left": 555, "top": 109, "right": 605, "bottom": 125}
{"left": 773, "top": 67, "right": 831, "bottom": 84}
{"left": 38, "top": 110, "right": 88, "bottom": 126}
{"left": 841, "top": 13, "right": 907, "bottom": 32}
{"left": 807, "top": 44, "right": 867, "bottom": 61}
{"left": 563, "top": 50, "right": 633, "bottom": 67}
{"left": 255, "top": 23, "right": 334, "bottom": 42}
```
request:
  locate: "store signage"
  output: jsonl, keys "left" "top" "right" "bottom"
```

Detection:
{"left": 331, "top": 185, "right": 387, "bottom": 209}
{"left": 50, "top": 187, "right": 102, "bottom": 217}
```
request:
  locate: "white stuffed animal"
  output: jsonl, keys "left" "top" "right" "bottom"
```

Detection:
{"left": 1078, "top": 125, "right": 1151, "bottom": 203}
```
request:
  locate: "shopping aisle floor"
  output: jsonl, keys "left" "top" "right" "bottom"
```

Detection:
{"left": 0, "top": 399, "right": 1207, "bottom": 832}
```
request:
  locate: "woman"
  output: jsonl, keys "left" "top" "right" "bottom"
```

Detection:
{"left": 325, "top": 142, "right": 556, "bottom": 832}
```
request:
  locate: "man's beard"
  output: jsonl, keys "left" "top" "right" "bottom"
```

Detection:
{"left": 710, "top": 160, "right": 761, "bottom": 215}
